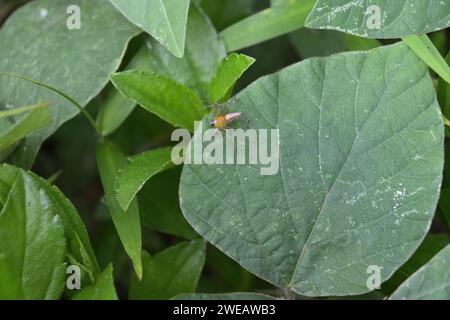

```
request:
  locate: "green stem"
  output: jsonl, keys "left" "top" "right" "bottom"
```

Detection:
{"left": 0, "top": 72, "right": 101, "bottom": 135}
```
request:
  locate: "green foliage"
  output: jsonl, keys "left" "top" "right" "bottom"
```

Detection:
{"left": 0, "top": 0, "right": 139, "bottom": 167}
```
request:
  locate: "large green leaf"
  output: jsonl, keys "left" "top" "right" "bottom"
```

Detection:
{"left": 109, "top": 0, "right": 190, "bottom": 58}
{"left": 0, "top": 164, "right": 66, "bottom": 299}
{"left": 221, "top": 0, "right": 315, "bottom": 51}
{"left": 141, "top": 4, "right": 226, "bottom": 100}
{"left": 72, "top": 264, "right": 118, "bottom": 300}
{"left": 179, "top": 43, "right": 444, "bottom": 296}
{"left": 96, "top": 141, "right": 142, "bottom": 279}
{"left": 111, "top": 70, "right": 205, "bottom": 132}
{"left": 173, "top": 292, "right": 276, "bottom": 300}
{"left": 390, "top": 245, "right": 450, "bottom": 300}
{"left": 129, "top": 240, "right": 206, "bottom": 299}
{"left": 0, "top": 0, "right": 139, "bottom": 167}
{"left": 306, "top": 0, "right": 450, "bottom": 39}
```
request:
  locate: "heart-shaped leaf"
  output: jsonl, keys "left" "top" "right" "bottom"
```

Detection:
{"left": 0, "top": 0, "right": 139, "bottom": 167}
{"left": 306, "top": 0, "right": 450, "bottom": 39}
{"left": 179, "top": 43, "right": 444, "bottom": 296}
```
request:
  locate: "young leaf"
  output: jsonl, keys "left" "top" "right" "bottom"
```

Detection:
{"left": 0, "top": 164, "right": 66, "bottom": 299}
{"left": 111, "top": 70, "right": 205, "bottom": 132}
{"left": 96, "top": 141, "right": 142, "bottom": 279}
{"left": 210, "top": 53, "right": 255, "bottom": 103}
{"left": 221, "top": 0, "right": 316, "bottom": 51}
{"left": 172, "top": 292, "right": 276, "bottom": 300}
{"left": 402, "top": 35, "right": 450, "bottom": 84}
{"left": 142, "top": 4, "right": 226, "bottom": 100}
{"left": 72, "top": 264, "right": 118, "bottom": 300}
{"left": 0, "top": 102, "right": 50, "bottom": 119}
{"left": 390, "top": 245, "right": 450, "bottom": 300}
{"left": 129, "top": 240, "right": 206, "bottom": 299}
{"left": 0, "top": 107, "right": 52, "bottom": 152}
{"left": 179, "top": 43, "right": 444, "bottom": 297}
{"left": 0, "top": 0, "right": 139, "bottom": 167}
{"left": 114, "top": 146, "right": 175, "bottom": 211}
{"left": 306, "top": 0, "right": 450, "bottom": 39}
{"left": 109, "top": 0, "right": 190, "bottom": 58}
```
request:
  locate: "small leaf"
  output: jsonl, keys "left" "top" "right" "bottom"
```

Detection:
{"left": 129, "top": 240, "right": 206, "bottom": 300}
{"left": 403, "top": 35, "right": 450, "bottom": 84}
{"left": 180, "top": 43, "right": 444, "bottom": 296}
{"left": 390, "top": 245, "right": 450, "bottom": 300}
{"left": 72, "top": 264, "right": 118, "bottom": 300}
{"left": 96, "top": 141, "right": 142, "bottom": 279}
{"left": 114, "top": 146, "right": 175, "bottom": 211}
{"left": 0, "top": 106, "right": 52, "bottom": 152}
{"left": 109, "top": 0, "right": 190, "bottom": 57}
{"left": 0, "top": 102, "right": 50, "bottom": 119}
{"left": 210, "top": 53, "right": 255, "bottom": 103}
{"left": 0, "top": 164, "right": 66, "bottom": 299}
{"left": 306, "top": 0, "right": 450, "bottom": 39}
{"left": 111, "top": 70, "right": 205, "bottom": 131}
{"left": 172, "top": 292, "right": 276, "bottom": 300}
{"left": 221, "top": 0, "right": 316, "bottom": 51}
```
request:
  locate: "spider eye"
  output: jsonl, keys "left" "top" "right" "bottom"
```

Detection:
{"left": 209, "top": 121, "right": 215, "bottom": 127}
